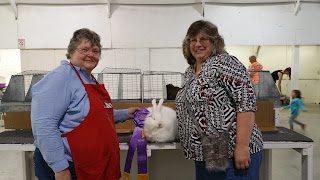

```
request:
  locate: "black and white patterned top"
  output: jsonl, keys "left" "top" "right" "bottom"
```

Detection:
{"left": 175, "top": 54, "right": 263, "bottom": 160}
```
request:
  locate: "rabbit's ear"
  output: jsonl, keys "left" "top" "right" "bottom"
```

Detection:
{"left": 152, "top": 99, "right": 157, "bottom": 112}
{"left": 157, "top": 98, "right": 164, "bottom": 111}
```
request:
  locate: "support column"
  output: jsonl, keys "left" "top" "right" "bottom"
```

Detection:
{"left": 291, "top": 45, "right": 300, "bottom": 91}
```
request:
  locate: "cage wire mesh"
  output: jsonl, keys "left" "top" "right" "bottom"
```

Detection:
{"left": 249, "top": 70, "right": 281, "bottom": 107}
{"left": 17, "top": 70, "right": 49, "bottom": 95}
{"left": 95, "top": 67, "right": 142, "bottom": 100}
{"left": 1, "top": 70, "right": 49, "bottom": 102}
{"left": 142, "top": 71, "right": 184, "bottom": 101}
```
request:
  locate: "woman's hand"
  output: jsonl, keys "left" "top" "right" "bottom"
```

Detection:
{"left": 128, "top": 107, "right": 141, "bottom": 119}
{"left": 55, "top": 168, "right": 72, "bottom": 180}
{"left": 234, "top": 144, "right": 251, "bottom": 170}
{"left": 234, "top": 111, "right": 254, "bottom": 170}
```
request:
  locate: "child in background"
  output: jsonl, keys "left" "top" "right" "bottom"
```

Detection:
{"left": 283, "top": 90, "right": 307, "bottom": 131}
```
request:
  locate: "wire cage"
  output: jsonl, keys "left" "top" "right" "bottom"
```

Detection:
{"left": 2, "top": 70, "right": 49, "bottom": 102}
{"left": 248, "top": 70, "right": 281, "bottom": 108}
{"left": 17, "top": 70, "right": 50, "bottom": 96}
{"left": 142, "top": 71, "right": 184, "bottom": 102}
{"left": 94, "top": 67, "right": 142, "bottom": 102}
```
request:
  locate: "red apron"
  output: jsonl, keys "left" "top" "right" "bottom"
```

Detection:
{"left": 61, "top": 64, "right": 121, "bottom": 180}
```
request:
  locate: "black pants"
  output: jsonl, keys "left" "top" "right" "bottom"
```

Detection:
{"left": 33, "top": 148, "right": 77, "bottom": 180}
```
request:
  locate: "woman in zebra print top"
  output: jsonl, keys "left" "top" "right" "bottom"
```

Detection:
{"left": 175, "top": 20, "right": 263, "bottom": 180}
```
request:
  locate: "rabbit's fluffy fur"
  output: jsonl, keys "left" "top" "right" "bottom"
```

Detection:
{"left": 143, "top": 99, "right": 178, "bottom": 143}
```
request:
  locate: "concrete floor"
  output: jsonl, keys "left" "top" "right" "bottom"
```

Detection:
{"left": 0, "top": 104, "right": 319, "bottom": 180}
{"left": 272, "top": 104, "right": 320, "bottom": 180}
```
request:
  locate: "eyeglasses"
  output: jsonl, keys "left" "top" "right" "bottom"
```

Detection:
{"left": 77, "top": 48, "right": 100, "bottom": 56}
{"left": 189, "top": 37, "right": 210, "bottom": 45}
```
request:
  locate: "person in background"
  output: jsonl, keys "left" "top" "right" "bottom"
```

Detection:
{"left": 282, "top": 90, "right": 307, "bottom": 131}
{"left": 0, "top": 87, "right": 4, "bottom": 100}
{"left": 176, "top": 20, "right": 263, "bottom": 180}
{"left": 271, "top": 68, "right": 291, "bottom": 96}
{"left": 249, "top": 55, "right": 263, "bottom": 85}
{"left": 31, "top": 28, "right": 140, "bottom": 180}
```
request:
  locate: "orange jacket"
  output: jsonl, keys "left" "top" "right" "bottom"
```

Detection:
{"left": 250, "top": 62, "right": 263, "bottom": 84}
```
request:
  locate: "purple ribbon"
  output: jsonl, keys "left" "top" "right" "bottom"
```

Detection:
{"left": 124, "top": 109, "right": 149, "bottom": 178}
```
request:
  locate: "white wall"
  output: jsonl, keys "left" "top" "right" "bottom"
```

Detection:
{"left": 17, "top": 5, "right": 112, "bottom": 49}
{"left": 205, "top": 3, "right": 320, "bottom": 45}
{"left": 297, "top": 46, "right": 320, "bottom": 103}
{"left": 0, "top": 49, "right": 21, "bottom": 86}
{"left": 20, "top": 50, "right": 63, "bottom": 71}
{"left": 0, "top": 2, "right": 319, "bottom": 103}
{"left": 0, "top": 76, "right": 5, "bottom": 84}
{"left": 2, "top": 3, "right": 320, "bottom": 49}
{"left": 0, "top": 2, "right": 320, "bottom": 180}
{"left": 0, "top": 5, "right": 17, "bottom": 49}
{"left": 110, "top": 4, "right": 202, "bottom": 48}
{"left": 0, "top": 3, "right": 320, "bottom": 98}
{"left": 150, "top": 48, "right": 188, "bottom": 72}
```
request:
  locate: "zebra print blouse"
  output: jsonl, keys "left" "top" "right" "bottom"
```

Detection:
{"left": 175, "top": 53, "right": 263, "bottom": 160}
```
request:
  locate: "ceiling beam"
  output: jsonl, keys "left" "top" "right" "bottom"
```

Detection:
{"left": 205, "top": 0, "right": 318, "bottom": 3}
{"left": 255, "top": 45, "right": 261, "bottom": 57}
{"left": 201, "top": 0, "right": 205, "bottom": 16}
{"left": 107, "top": 0, "right": 111, "bottom": 18}
{"left": 10, "top": 0, "right": 18, "bottom": 20}
{"left": 108, "top": 0, "right": 200, "bottom": 5}
{"left": 294, "top": 0, "right": 301, "bottom": 15}
{"left": 5, "top": 0, "right": 320, "bottom": 5}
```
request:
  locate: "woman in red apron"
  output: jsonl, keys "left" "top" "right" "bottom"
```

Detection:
{"left": 32, "top": 28, "right": 139, "bottom": 180}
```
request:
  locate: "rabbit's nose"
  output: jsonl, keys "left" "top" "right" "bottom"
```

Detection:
{"left": 158, "top": 124, "right": 162, "bottom": 128}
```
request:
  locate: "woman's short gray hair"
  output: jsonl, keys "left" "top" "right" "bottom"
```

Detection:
{"left": 182, "top": 20, "right": 227, "bottom": 65}
{"left": 66, "top": 28, "right": 102, "bottom": 59}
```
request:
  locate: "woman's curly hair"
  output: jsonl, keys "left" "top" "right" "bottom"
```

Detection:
{"left": 66, "top": 28, "right": 102, "bottom": 59}
{"left": 182, "top": 20, "right": 227, "bottom": 65}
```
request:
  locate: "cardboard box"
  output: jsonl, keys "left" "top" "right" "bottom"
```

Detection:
{"left": 2, "top": 101, "right": 276, "bottom": 132}
{"left": 1, "top": 103, "right": 176, "bottom": 133}
{"left": 255, "top": 101, "right": 279, "bottom": 132}
{"left": 3, "top": 112, "right": 32, "bottom": 129}
{"left": 115, "top": 101, "right": 279, "bottom": 133}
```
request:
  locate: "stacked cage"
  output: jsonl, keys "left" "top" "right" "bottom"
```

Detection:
{"left": 2, "top": 70, "right": 49, "bottom": 103}
{"left": 95, "top": 67, "right": 142, "bottom": 103}
{"left": 142, "top": 71, "right": 184, "bottom": 102}
{"left": 1, "top": 70, "right": 49, "bottom": 128}
{"left": 249, "top": 70, "right": 281, "bottom": 107}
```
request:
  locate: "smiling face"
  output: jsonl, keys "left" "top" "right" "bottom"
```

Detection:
{"left": 69, "top": 39, "right": 100, "bottom": 76}
{"left": 190, "top": 33, "right": 212, "bottom": 65}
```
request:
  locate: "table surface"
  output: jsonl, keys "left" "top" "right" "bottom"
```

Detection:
{"left": 0, "top": 126, "right": 313, "bottom": 145}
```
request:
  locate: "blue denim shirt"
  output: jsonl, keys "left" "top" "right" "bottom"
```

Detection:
{"left": 31, "top": 60, "right": 129, "bottom": 173}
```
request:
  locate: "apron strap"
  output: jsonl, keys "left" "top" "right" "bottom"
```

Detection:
{"left": 70, "top": 62, "right": 99, "bottom": 85}
{"left": 70, "top": 62, "right": 85, "bottom": 85}
{"left": 91, "top": 75, "right": 99, "bottom": 85}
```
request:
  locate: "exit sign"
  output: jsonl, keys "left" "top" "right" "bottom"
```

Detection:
{"left": 18, "top": 39, "right": 25, "bottom": 49}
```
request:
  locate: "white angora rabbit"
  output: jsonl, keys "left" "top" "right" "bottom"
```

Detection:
{"left": 143, "top": 99, "right": 178, "bottom": 143}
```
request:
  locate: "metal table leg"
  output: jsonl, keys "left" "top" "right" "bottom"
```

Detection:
{"left": 295, "top": 144, "right": 314, "bottom": 180}
{"left": 260, "top": 149, "right": 272, "bottom": 180}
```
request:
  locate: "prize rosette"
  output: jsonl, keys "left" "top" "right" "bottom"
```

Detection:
{"left": 123, "top": 109, "right": 149, "bottom": 180}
